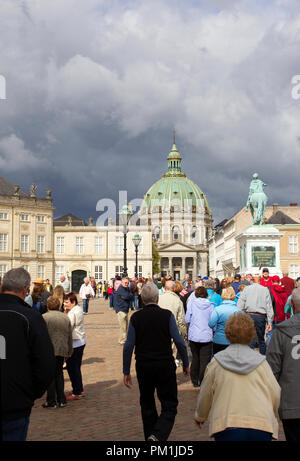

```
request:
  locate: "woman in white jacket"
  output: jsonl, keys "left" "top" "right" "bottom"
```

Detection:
{"left": 64, "top": 292, "right": 86, "bottom": 401}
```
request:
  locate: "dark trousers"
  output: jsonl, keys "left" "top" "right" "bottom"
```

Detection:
{"left": 66, "top": 345, "right": 85, "bottom": 395}
{"left": 2, "top": 416, "right": 30, "bottom": 441}
{"left": 46, "top": 356, "right": 66, "bottom": 405}
{"left": 249, "top": 314, "right": 267, "bottom": 355}
{"left": 108, "top": 293, "right": 113, "bottom": 306}
{"left": 282, "top": 419, "right": 300, "bottom": 441}
{"left": 136, "top": 360, "right": 178, "bottom": 441}
{"left": 213, "top": 343, "right": 229, "bottom": 355}
{"left": 189, "top": 341, "right": 212, "bottom": 386}
{"left": 214, "top": 428, "right": 272, "bottom": 441}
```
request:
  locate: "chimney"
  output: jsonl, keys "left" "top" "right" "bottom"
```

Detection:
{"left": 290, "top": 203, "right": 298, "bottom": 206}
{"left": 272, "top": 203, "right": 278, "bottom": 214}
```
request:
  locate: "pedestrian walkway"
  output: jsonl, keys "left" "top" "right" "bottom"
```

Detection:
{"left": 27, "top": 298, "right": 285, "bottom": 441}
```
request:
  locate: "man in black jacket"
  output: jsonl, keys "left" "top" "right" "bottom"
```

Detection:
{"left": 115, "top": 277, "right": 133, "bottom": 345}
{"left": 0, "top": 268, "right": 56, "bottom": 441}
{"left": 123, "top": 282, "right": 189, "bottom": 441}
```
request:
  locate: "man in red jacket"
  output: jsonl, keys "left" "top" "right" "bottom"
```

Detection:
{"left": 260, "top": 268, "right": 273, "bottom": 288}
{"left": 267, "top": 275, "right": 289, "bottom": 344}
{"left": 280, "top": 271, "right": 295, "bottom": 296}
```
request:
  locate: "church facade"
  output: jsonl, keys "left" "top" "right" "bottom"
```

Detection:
{"left": 140, "top": 139, "right": 212, "bottom": 280}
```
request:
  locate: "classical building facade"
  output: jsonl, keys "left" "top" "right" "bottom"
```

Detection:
{"left": 140, "top": 139, "right": 212, "bottom": 280}
{"left": 209, "top": 203, "right": 300, "bottom": 279}
{"left": 0, "top": 177, "right": 152, "bottom": 291}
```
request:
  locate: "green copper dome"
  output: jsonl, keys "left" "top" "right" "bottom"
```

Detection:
{"left": 142, "top": 141, "right": 211, "bottom": 214}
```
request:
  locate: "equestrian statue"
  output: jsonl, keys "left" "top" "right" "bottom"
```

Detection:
{"left": 246, "top": 173, "right": 268, "bottom": 225}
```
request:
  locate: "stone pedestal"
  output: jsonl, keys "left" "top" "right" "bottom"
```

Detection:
{"left": 236, "top": 225, "right": 283, "bottom": 277}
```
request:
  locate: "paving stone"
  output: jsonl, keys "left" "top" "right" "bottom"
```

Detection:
{"left": 27, "top": 298, "right": 285, "bottom": 441}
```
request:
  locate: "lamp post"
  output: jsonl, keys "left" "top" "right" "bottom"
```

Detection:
{"left": 118, "top": 204, "right": 133, "bottom": 277}
{"left": 132, "top": 233, "right": 142, "bottom": 278}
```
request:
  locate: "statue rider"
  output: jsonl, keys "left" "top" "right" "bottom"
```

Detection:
{"left": 246, "top": 173, "right": 267, "bottom": 211}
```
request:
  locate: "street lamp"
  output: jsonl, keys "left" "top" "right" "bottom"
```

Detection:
{"left": 132, "top": 233, "right": 142, "bottom": 278}
{"left": 118, "top": 204, "right": 133, "bottom": 277}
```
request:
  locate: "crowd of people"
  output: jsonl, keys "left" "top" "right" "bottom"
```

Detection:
{"left": 1, "top": 266, "right": 300, "bottom": 442}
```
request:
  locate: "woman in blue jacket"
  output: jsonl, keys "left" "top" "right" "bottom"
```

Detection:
{"left": 208, "top": 286, "right": 240, "bottom": 355}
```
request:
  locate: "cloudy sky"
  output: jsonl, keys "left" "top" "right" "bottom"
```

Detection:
{"left": 1, "top": 0, "right": 300, "bottom": 224}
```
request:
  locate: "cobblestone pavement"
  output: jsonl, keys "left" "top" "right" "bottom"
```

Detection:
{"left": 27, "top": 298, "right": 285, "bottom": 441}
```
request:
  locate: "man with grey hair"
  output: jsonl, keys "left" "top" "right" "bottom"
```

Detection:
{"left": 0, "top": 268, "right": 55, "bottom": 441}
{"left": 267, "top": 288, "right": 300, "bottom": 441}
{"left": 280, "top": 271, "right": 295, "bottom": 296}
{"left": 79, "top": 277, "right": 95, "bottom": 314}
{"left": 158, "top": 280, "right": 186, "bottom": 338}
{"left": 58, "top": 275, "right": 70, "bottom": 295}
{"left": 123, "top": 282, "right": 189, "bottom": 442}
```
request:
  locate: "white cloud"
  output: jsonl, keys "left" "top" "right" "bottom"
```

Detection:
{"left": 0, "top": 134, "right": 47, "bottom": 171}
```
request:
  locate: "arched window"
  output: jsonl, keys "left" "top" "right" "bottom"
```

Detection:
{"left": 173, "top": 226, "right": 180, "bottom": 240}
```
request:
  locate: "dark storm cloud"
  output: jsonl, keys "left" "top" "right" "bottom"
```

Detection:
{"left": 0, "top": 0, "right": 300, "bottom": 224}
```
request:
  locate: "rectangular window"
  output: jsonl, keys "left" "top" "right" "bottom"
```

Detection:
{"left": 20, "top": 214, "right": 29, "bottom": 222}
{"left": 0, "top": 212, "right": 8, "bottom": 220}
{"left": 288, "top": 235, "right": 298, "bottom": 254}
{"left": 76, "top": 237, "right": 84, "bottom": 254}
{"left": 56, "top": 237, "right": 65, "bottom": 254}
{"left": 37, "top": 235, "right": 45, "bottom": 253}
{"left": 0, "top": 234, "right": 8, "bottom": 252}
{"left": 115, "top": 265, "right": 124, "bottom": 276}
{"left": 0, "top": 264, "right": 7, "bottom": 278}
{"left": 38, "top": 265, "right": 45, "bottom": 279}
{"left": 115, "top": 236, "right": 124, "bottom": 254}
{"left": 56, "top": 265, "right": 64, "bottom": 283}
{"left": 134, "top": 265, "right": 143, "bottom": 278}
{"left": 37, "top": 215, "right": 45, "bottom": 223}
{"left": 290, "top": 264, "right": 299, "bottom": 279}
{"left": 95, "top": 265, "right": 103, "bottom": 281}
{"left": 21, "top": 235, "right": 29, "bottom": 253}
{"left": 95, "top": 237, "right": 103, "bottom": 254}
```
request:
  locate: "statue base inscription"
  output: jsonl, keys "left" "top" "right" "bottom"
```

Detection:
{"left": 236, "top": 225, "right": 283, "bottom": 277}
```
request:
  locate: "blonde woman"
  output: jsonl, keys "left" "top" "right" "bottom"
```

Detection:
{"left": 195, "top": 312, "right": 280, "bottom": 441}
{"left": 208, "top": 286, "right": 240, "bottom": 354}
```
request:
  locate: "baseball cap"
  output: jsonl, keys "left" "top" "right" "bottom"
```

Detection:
{"left": 262, "top": 268, "right": 269, "bottom": 273}
{"left": 202, "top": 276, "right": 208, "bottom": 280}
{"left": 272, "top": 275, "right": 280, "bottom": 282}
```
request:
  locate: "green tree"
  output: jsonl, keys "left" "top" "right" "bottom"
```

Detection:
{"left": 152, "top": 239, "right": 161, "bottom": 275}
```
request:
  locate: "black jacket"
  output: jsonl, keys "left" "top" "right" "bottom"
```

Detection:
{"left": 0, "top": 293, "right": 56, "bottom": 421}
{"left": 267, "top": 313, "right": 300, "bottom": 419}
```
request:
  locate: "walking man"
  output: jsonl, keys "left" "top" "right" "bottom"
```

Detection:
{"left": 58, "top": 275, "right": 70, "bottom": 295}
{"left": 79, "top": 277, "right": 95, "bottom": 314}
{"left": 115, "top": 277, "right": 133, "bottom": 345}
{"left": 267, "top": 288, "right": 300, "bottom": 441}
{"left": 237, "top": 275, "right": 273, "bottom": 355}
{"left": 123, "top": 283, "right": 189, "bottom": 441}
{"left": 0, "top": 268, "right": 55, "bottom": 441}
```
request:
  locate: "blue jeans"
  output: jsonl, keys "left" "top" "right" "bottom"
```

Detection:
{"left": 134, "top": 295, "right": 138, "bottom": 310}
{"left": 249, "top": 314, "right": 266, "bottom": 355}
{"left": 2, "top": 416, "right": 30, "bottom": 441}
{"left": 214, "top": 428, "right": 272, "bottom": 441}
{"left": 82, "top": 298, "right": 89, "bottom": 313}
